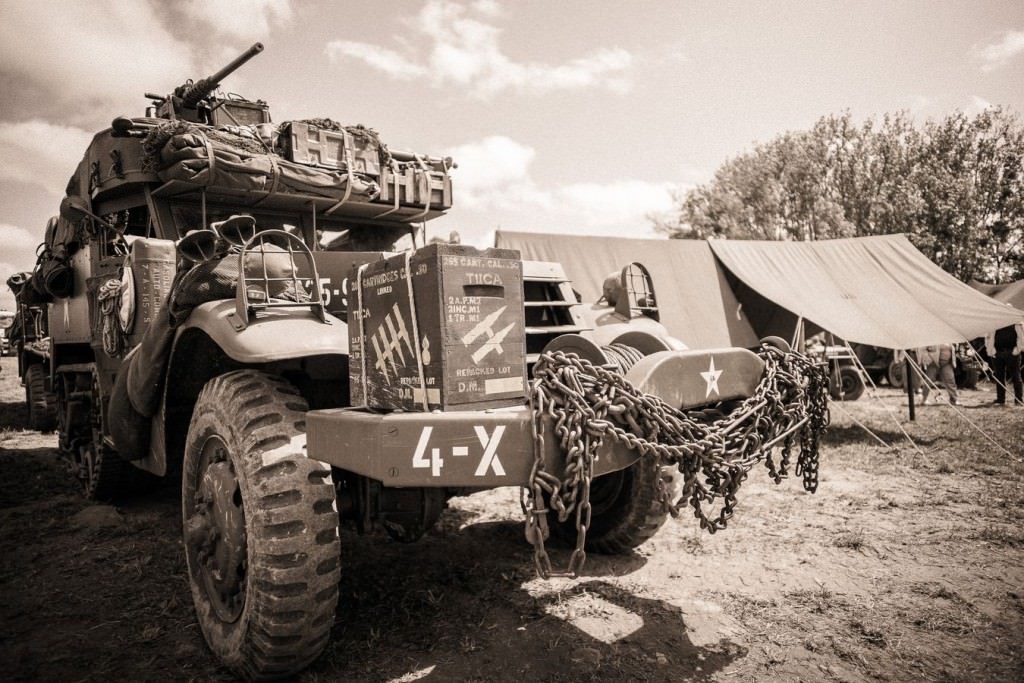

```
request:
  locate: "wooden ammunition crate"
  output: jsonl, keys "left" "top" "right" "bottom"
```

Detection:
{"left": 377, "top": 166, "right": 452, "bottom": 210}
{"left": 281, "top": 121, "right": 382, "bottom": 176}
{"left": 349, "top": 243, "right": 526, "bottom": 411}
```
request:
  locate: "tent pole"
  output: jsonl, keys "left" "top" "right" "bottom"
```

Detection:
{"left": 791, "top": 316, "right": 804, "bottom": 351}
{"left": 905, "top": 355, "right": 916, "bottom": 421}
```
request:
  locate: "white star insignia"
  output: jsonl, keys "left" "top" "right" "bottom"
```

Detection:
{"left": 700, "top": 357, "right": 723, "bottom": 398}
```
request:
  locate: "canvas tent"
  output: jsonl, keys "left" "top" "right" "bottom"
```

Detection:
{"left": 710, "top": 234, "right": 1023, "bottom": 348}
{"left": 496, "top": 231, "right": 1024, "bottom": 350}
{"left": 970, "top": 278, "right": 1024, "bottom": 312}
{"left": 496, "top": 231, "right": 759, "bottom": 349}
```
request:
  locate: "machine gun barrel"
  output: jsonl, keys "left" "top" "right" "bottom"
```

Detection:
{"left": 177, "top": 42, "right": 264, "bottom": 108}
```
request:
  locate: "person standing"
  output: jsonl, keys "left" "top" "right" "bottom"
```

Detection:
{"left": 916, "top": 343, "right": 958, "bottom": 405}
{"left": 985, "top": 321, "right": 1024, "bottom": 406}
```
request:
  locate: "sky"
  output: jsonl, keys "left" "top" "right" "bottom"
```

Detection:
{"left": 1, "top": 0, "right": 1023, "bottom": 310}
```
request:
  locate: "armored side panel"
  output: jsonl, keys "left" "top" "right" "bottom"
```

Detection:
{"left": 48, "top": 249, "right": 92, "bottom": 344}
{"left": 66, "top": 122, "right": 162, "bottom": 204}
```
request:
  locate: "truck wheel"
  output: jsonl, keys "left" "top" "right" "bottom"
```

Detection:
{"left": 829, "top": 367, "right": 865, "bottom": 401}
{"left": 552, "top": 457, "right": 675, "bottom": 554}
{"left": 182, "top": 370, "right": 340, "bottom": 681}
{"left": 75, "top": 372, "right": 159, "bottom": 501}
{"left": 79, "top": 440, "right": 159, "bottom": 501}
{"left": 887, "top": 360, "right": 905, "bottom": 389}
{"left": 25, "top": 364, "right": 57, "bottom": 432}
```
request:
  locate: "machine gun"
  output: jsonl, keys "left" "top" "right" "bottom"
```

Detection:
{"left": 148, "top": 42, "right": 268, "bottom": 125}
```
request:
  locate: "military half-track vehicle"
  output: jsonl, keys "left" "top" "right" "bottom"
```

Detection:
{"left": 6, "top": 270, "right": 57, "bottom": 430}
{"left": 20, "top": 44, "right": 828, "bottom": 680}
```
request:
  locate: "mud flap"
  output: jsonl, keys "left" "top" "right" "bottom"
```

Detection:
{"left": 107, "top": 358, "right": 151, "bottom": 461}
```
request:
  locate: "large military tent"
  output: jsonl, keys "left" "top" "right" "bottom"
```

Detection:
{"left": 496, "top": 231, "right": 759, "bottom": 349}
{"left": 970, "top": 278, "right": 1024, "bottom": 312}
{"left": 496, "top": 231, "right": 1024, "bottom": 350}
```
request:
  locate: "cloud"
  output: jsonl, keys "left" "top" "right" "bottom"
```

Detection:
{"left": 0, "top": 224, "right": 43, "bottom": 253}
{"left": 445, "top": 136, "right": 534, "bottom": 190}
{"left": 964, "top": 95, "right": 993, "bottom": 116}
{"left": 0, "top": 223, "right": 47, "bottom": 309}
{"left": 0, "top": 1, "right": 289, "bottom": 128}
{"left": 326, "top": 41, "right": 427, "bottom": 79}
{"left": 0, "top": 121, "right": 93, "bottom": 194}
{"left": 974, "top": 30, "right": 1024, "bottom": 72}
{"left": 0, "top": 1, "right": 195, "bottom": 127}
{"left": 325, "top": 0, "right": 634, "bottom": 97}
{"left": 443, "top": 135, "right": 673, "bottom": 239}
{"left": 443, "top": 136, "right": 551, "bottom": 211}
{"left": 554, "top": 180, "right": 675, "bottom": 231}
{"left": 180, "top": 0, "right": 292, "bottom": 39}
{"left": 0, "top": 261, "right": 23, "bottom": 310}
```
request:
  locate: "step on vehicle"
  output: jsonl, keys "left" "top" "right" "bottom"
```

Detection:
{"left": 18, "top": 44, "right": 829, "bottom": 681}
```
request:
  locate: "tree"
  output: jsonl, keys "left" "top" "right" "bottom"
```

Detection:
{"left": 655, "top": 108, "right": 1024, "bottom": 283}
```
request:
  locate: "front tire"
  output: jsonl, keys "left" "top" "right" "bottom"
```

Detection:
{"left": 182, "top": 370, "right": 340, "bottom": 681}
{"left": 552, "top": 457, "right": 676, "bottom": 554}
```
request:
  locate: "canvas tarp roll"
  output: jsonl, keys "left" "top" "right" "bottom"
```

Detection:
{"left": 495, "top": 231, "right": 759, "bottom": 349}
{"left": 710, "top": 234, "right": 1024, "bottom": 349}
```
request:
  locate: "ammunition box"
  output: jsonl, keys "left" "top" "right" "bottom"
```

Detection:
{"left": 377, "top": 166, "right": 452, "bottom": 210}
{"left": 349, "top": 243, "right": 526, "bottom": 411}
{"left": 281, "top": 121, "right": 381, "bottom": 176}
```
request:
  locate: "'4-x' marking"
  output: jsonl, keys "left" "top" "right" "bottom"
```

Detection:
{"left": 411, "top": 426, "right": 506, "bottom": 477}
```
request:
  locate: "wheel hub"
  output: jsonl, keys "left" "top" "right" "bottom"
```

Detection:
{"left": 188, "top": 437, "right": 247, "bottom": 622}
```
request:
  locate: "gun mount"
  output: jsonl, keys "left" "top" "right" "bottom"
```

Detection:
{"left": 149, "top": 42, "right": 268, "bottom": 125}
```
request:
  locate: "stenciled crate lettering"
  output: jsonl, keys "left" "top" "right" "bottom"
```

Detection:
{"left": 282, "top": 122, "right": 382, "bottom": 177}
{"left": 349, "top": 243, "right": 526, "bottom": 411}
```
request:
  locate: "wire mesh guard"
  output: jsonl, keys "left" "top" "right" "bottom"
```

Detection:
{"left": 235, "top": 229, "right": 328, "bottom": 324}
{"left": 622, "top": 262, "right": 659, "bottom": 321}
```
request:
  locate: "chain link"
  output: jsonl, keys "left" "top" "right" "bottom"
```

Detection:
{"left": 522, "top": 343, "right": 830, "bottom": 578}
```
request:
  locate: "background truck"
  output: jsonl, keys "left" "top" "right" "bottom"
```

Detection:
{"left": 5, "top": 274, "right": 57, "bottom": 430}
{"left": 17, "top": 44, "right": 827, "bottom": 681}
{"left": 808, "top": 340, "right": 981, "bottom": 401}
{"left": 0, "top": 310, "right": 13, "bottom": 355}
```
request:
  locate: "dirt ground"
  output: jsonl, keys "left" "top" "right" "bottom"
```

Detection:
{"left": 1, "top": 354, "right": 1022, "bottom": 682}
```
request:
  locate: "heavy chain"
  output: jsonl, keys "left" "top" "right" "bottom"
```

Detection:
{"left": 523, "top": 344, "right": 830, "bottom": 578}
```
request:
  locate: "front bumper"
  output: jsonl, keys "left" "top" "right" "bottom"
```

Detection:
{"left": 305, "top": 405, "right": 640, "bottom": 487}
{"left": 306, "top": 347, "right": 766, "bottom": 488}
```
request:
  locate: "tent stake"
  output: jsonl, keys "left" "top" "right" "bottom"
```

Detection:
{"left": 905, "top": 356, "right": 916, "bottom": 421}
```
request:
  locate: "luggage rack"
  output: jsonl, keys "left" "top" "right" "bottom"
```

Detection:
{"left": 151, "top": 179, "right": 450, "bottom": 224}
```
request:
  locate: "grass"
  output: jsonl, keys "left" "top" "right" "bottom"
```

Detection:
{"left": 832, "top": 528, "right": 867, "bottom": 551}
